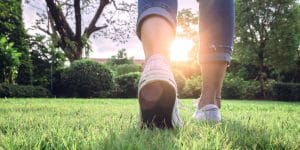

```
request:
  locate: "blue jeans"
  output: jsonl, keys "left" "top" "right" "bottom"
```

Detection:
{"left": 136, "top": 0, "right": 234, "bottom": 63}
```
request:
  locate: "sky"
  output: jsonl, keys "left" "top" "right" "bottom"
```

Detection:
{"left": 22, "top": 0, "right": 198, "bottom": 60}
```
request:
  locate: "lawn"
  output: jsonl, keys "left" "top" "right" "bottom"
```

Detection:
{"left": 0, "top": 99, "right": 299, "bottom": 149}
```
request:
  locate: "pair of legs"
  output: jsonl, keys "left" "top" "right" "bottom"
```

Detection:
{"left": 137, "top": 0, "right": 234, "bottom": 127}
{"left": 140, "top": 17, "right": 226, "bottom": 108}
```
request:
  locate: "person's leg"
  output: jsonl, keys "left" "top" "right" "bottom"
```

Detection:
{"left": 215, "top": 82, "right": 223, "bottom": 108}
{"left": 199, "top": 62, "right": 227, "bottom": 108}
{"left": 194, "top": 0, "right": 234, "bottom": 121}
{"left": 137, "top": 0, "right": 181, "bottom": 128}
{"left": 136, "top": 0, "right": 177, "bottom": 60}
{"left": 140, "top": 17, "right": 174, "bottom": 60}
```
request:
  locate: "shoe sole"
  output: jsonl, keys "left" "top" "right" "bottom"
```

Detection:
{"left": 139, "top": 80, "right": 176, "bottom": 129}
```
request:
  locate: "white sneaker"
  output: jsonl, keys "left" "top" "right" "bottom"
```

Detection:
{"left": 172, "top": 98, "right": 182, "bottom": 127}
{"left": 138, "top": 54, "right": 182, "bottom": 128}
{"left": 193, "top": 104, "right": 221, "bottom": 122}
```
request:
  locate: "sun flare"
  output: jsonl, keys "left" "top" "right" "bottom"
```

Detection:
{"left": 170, "top": 38, "right": 194, "bottom": 61}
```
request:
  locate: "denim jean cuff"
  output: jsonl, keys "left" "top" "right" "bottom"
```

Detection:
{"left": 198, "top": 52, "right": 232, "bottom": 64}
{"left": 136, "top": 7, "right": 176, "bottom": 40}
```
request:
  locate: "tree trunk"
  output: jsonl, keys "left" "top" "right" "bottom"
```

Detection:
{"left": 257, "top": 39, "right": 267, "bottom": 99}
{"left": 0, "top": 67, "right": 4, "bottom": 83}
{"left": 67, "top": 45, "right": 83, "bottom": 62}
{"left": 73, "top": 49, "right": 82, "bottom": 62}
{"left": 45, "top": 0, "right": 110, "bottom": 63}
{"left": 258, "top": 64, "right": 266, "bottom": 98}
{"left": 8, "top": 69, "right": 14, "bottom": 84}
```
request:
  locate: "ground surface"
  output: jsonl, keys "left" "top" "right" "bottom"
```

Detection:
{"left": 0, "top": 99, "right": 299, "bottom": 149}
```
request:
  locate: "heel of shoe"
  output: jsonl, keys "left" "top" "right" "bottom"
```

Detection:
{"left": 139, "top": 80, "right": 176, "bottom": 129}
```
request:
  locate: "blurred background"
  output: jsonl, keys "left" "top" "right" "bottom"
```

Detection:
{"left": 0, "top": 0, "right": 299, "bottom": 101}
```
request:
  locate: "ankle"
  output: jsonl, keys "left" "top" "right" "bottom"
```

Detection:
{"left": 215, "top": 97, "right": 221, "bottom": 108}
{"left": 145, "top": 52, "right": 170, "bottom": 61}
{"left": 198, "top": 98, "right": 215, "bottom": 109}
{"left": 145, "top": 54, "right": 170, "bottom": 65}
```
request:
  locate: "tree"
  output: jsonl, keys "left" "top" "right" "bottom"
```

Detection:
{"left": 26, "top": 0, "right": 136, "bottom": 62}
{"left": 104, "top": 48, "right": 136, "bottom": 77}
{"left": 175, "top": 9, "right": 201, "bottom": 78}
{"left": 0, "top": 36, "right": 21, "bottom": 84}
{"left": 106, "top": 48, "right": 134, "bottom": 66}
{"left": 177, "top": 9, "right": 199, "bottom": 62}
{"left": 235, "top": 0, "right": 300, "bottom": 98}
{"left": 29, "top": 35, "right": 66, "bottom": 88}
{"left": 0, "top": 0, "right": 32, "bottom": 85}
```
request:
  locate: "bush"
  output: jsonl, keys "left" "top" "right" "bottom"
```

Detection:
{"left": 115, "top": 64, "right": 141, "bottom": 76}
{"left": 222, "top": 73, "right": 260, "bottom": 99}
{"left": 0, "top": 83, "right": 52, "bottom": 98}
{"left": 222, "top": 74, "right": 243, "bottom": 99}
{"left": 273, "top": 82, "right": 300, "bottom": 101}
{"left": 113, "top": 72, "right": 141, "bottom": 98}
{"left": 181, "top": 75, "right": 202, "bottom": 98}
{"left": 173, "top": 70, "right": 186, "bottom": 96}
{"left": 265, "top": 79, "right": 277, "bottom": 98}
{"left": 51, "top": 68, "right": 64, "bottom": 96}
{"left": 179, "top": 73, "right": 261, "bottom": 99}
{"left": 61, "top": 59, "right": 113, "bottom": 98}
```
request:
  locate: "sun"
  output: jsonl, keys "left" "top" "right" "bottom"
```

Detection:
{"left": 170, "top": 37, "right": 194, "bottom": 61}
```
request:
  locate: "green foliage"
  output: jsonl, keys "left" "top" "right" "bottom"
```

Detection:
{"left": 113, "top": 72, "right": 141, "bottom": 98}
{"left": 265, "top": 79, "right": 277, "bottom": 98}
{"left": 235, "top": 0, "right": 299, "bottom": 69}
{"left": 51, "top": 68, "right": 65, "bottom": 97}
{"left": 29, "top": 35, "right": 66, "bottom": 88}
{"left": 0, "top": 36, "right": 21, "bottom": 83}
{"left": 173, "top": 70, "right": 186, "bottom": 98}
{"left": 181, "top": 75, "right": 202, "bottom": 98}
{"left": 105, "top": 49, "right": 134, "bottom": 66}
{"left": 104, "top": 49, "right": 141, "bottom": 98}
{"left": 178, "top": 73, "right": 273, "bottom": 99}
{"left": 61, "top": 59, "right": 113, "bottom": 98}
{"left": 115, "top": 64, "right": 141, "bottom": 76}
{"left": 0, "top": 1, "right": 23, "bottom": 36}
{"left": 105, "top": 49, "right": 138, "bottom": 78}
{"left": 234, "top": 0, "right": 300, "bottom": 97}
{"left": 177, "top": 9, "right": 199, "bottom": 62}
{"left": 177, "top": 9, "right": 198, "bottom": 39}
{"left": 222, "top": 73, "right": 260, "bottom": 99}
{"left": 227, "top": 60, "right": 258, "bottom": 80}
{"left": 273, "top": 82, "right": 300, "bottom": 101}
{"left": 171, "top": 61, "right": 201, "bottom": 79}
{"left": 0, "top": 83, "right": 52, "bottom": 98}
{"left": 0, "top": 0, "right": 32, "bottom": 85}
{"left": 15, "top": 62, "right": 33, "bottom": 85}
{"left": 265, "top": 2, "right": 300, "bottom": 72}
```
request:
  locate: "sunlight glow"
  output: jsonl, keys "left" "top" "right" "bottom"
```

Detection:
{"left": 170, "top": 38, "right": 194, "bottom": 61}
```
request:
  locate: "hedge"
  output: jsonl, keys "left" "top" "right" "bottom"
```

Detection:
{"left": 61, "top": 59, "right": 113, "bottom": 98}
{"left": 113, "top": 72, "right": 141, "bottom": 98}
{"left": 0, "top": 83, "right": 52, "bottom": 98}
{"left": 273, "top": 82, "right": 300, "bottom": 101}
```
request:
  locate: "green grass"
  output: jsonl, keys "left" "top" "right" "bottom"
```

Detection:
{"left": 0, "top": 99, "right": 299, "bottom": 149}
